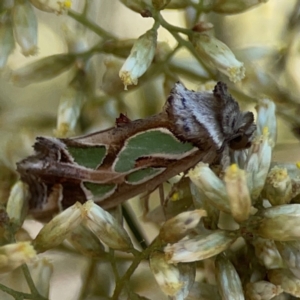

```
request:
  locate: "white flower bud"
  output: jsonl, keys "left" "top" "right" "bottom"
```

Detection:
{"left": 215, "top": 255, "right": 244, "bottom": 300}
{"left": 248, "top": 204, "right": 300, "bottom": 241}
{"left": 119, "top": 0, "right": 151, "bottom": 14}
{"left": 33, "top": 202, "right": 82, "bottom": 253}
{"left": 0, "top": 242, "right": 36, "bottom": 273}
{"left": 245, "top": 281, "right": 283, "bottom": 300}
{"left": 6, "top": 181, "right": 29, "bottom": 229}
{"left": 102, "top": 58, "right": 125, "bottom": 95}
{"left": 268, "top": 268, "right": 300, "bottom": 297}
{"left": 263, "top": 166, "right": 293, "bottom": 206}
{"left": 29, "top": 0, "right": 72, "bottom": 14}
{"left": 30, "top": 258, "right": 53, "bottom": 298}
{"left": 245, "top": 128, "right": 272, "bottom": 200}
{"left": 149, "top": 251, "right": 195, "bottom": 298}
{"left": 11, "top": 54, "right": 76, "bottom": 87}
{"left": 256, "top": 98, "right": 276, "bottom": 146}
{"left": 55, "top": 71, "right": 85, "bottom": 138}
{"left": 119, "top": 29, "right": 157, "bottom": 89}
{"left": 224, "top": 164, "right": 251, "bottom": 223}
{"left": 12, "top": 0, "right": 38, "bottom": 56}
{"left": 68, "top": 224, "right": 106, "bottom": 258}
{"left": 189, "top": 162, "right": 230, "bottom": 213}
{"left": 164, "top": 230, "right": 237, "bottom": 263}
{"left": 205, "top": 0, "right": 269, "bottom": 14}
{"left": 82, "top": 200, "right": 133, "bottom": 251}
{"left": 252, "top": 238, "right": 283, "bottom": 269}
{"left": 275, "top": 240, "right": 300, "bottom": 269}
{"left": 0, "top": 14, "right": 15, "bottom": 70}
{"left": 189, "top": 32, "right": 245, "bottom": 83}
{"left": 159, "top": 210, "right": 207, "bottom": 243}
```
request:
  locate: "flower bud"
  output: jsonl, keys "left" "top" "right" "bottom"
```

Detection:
{"left": 224, "top": 164, "right": 251, "bottom": 223}
{"left": 0, "top": 242, "right": 36, "bottom": 273}
{"left": 33, "top": 202, "right": 82, "bottom": 253}
{"left": 6, "top": 181, "right": 29, "bottom": 229}
{"left": 275, "top": 240, "right": 300, "bottom": 269}
{"left": 268, "top": 268, "right": 300, "bottom": 297}
{"left": 152, "top": 0, "right": 171, "bottom": 10}
{"left": 29, "top": 0, "right": 72, "bottom": 13}
{"left": 215, "top": 255, "right": 244, "bottom": 300}
{"left": 0, "top": 14, "right": 15, "bottom": 70}
{"left": 245, "top": 281, "right": 283, "bottom": 300}
{"left": 12, "top": 0, "right": 38, "bottom": 56}
{"left": 102, "top": 58, "right": 126, "bottom": 95}
{"left": 119, "top": 0, "right": 151, "bottom": 14}
{"left": 30, "top": 258, "right": 53, "bottom": 298}
{"left": 119, "top": 29, "right": 157, "bottom": 89}
{"left": 159, "top": 210, "right": 207, "bottom": 243}
{"left": 68, "top": 224, "right": 106, "bottom": 258}
{"left": 11, "top": 54, "right": 76, "bottom": 86}
{"left": 252, "top": 238, "right": 283, "bottom": 269}
{"left": 55, "top": 70, "right": 85, "bottom": 138}
{"left": 248, "top": 204, "right": 300, "bottom": 241}
{"left": 149, "top": 251, "right": 195, "bottom": 298}
{"left": 245, "top": 128, "right": 272, "bottom": 200}
{"left": 205, "top": 0, "right": 269, "bottom": 14}
{"left": 189, "top": 31, "right": 245, "bottom": 83}
{"left": 189, "top": 162, "right": 230, "bottom": 213}
{"left": 263, "top": 166, "right": 292, "bottom": 206}
{"left": 256, "top": 98, "right": 276, "bottom": 146}
{"left": 82, "top": 200, "right": 133, "bottom": 251}
{"left": 164, "top": 230, "right": 237, "bottom": 263}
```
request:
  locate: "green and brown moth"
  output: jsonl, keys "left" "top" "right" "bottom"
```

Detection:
{"left": 17, "top": 82, "right": 256, "bottom": 220}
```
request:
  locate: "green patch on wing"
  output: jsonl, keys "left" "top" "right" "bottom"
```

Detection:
{"left": 68, "top": 146, "right": 106, "bottom": 169}
{"left": 84, "top": 182, "right": 116, "bottom": 197}
{"left": 114, "top": 129, "right": 194, "bottom": 172}
{"left": 126, "top": 167, "right": 164, "bottom": 183}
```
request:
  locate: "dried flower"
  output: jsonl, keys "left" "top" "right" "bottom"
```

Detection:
{"left": 245, "top": 281, "right": 283, "bottom": 300}
{"left": 164, "top": 230, "right": 237, "bottom": 263}
{"left": 119, "top": 28, "right": 157, "bottom": 89}
{"left": 6, "top": 180, "right": 29, "bottom": 229}
{"left": 0, "top": 242, "right": 36, "bottom": 273}
{"left": 12, "top": 0, "right": 38, "bottom": 56}
{"left": 189, "top": 31, "right": 245, "bottom": 82}
{"left": 189, "top": 162, "right": 230, "bottom": 213}
{"left": 215, "top": 255, "right": 244, "bottom": 300}
{"left": 11, "top": 54, "right": 76, "bottom": 86}
{"left": 159, "top": 209, "right": 207, "bottom": 243}
{"left": 248, "top": 204, "right": 300, "bottom": 241}
{"left": 33, "top": 202, "right": 82, "bottom": 253}
{"left": 29, "top": 0, "right": 72, "bottom": 13}
{"left": 224, "top": 164, "right": 251, "bottom": 223}
{"left": 82, "top": 200, "right": 133, "bottom": 251}
{"left": 268, "top": 268, "right": 300, "bottom": 297}
{"left": 149, "top": 251, "right": 195, "bottom": 298}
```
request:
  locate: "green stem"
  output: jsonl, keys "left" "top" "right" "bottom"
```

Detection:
{"left": 68, "top": 9, "right": 116, "bottom": 39}
{"left": 0, "top": 282, "right": 36, "bottom": 300}
{"left": 111, "top": 239, "right": 160, "bottom": 300}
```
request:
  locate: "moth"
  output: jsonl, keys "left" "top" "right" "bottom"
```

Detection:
{"left": 17, "top": 82, "right": 256, "bottom": 220}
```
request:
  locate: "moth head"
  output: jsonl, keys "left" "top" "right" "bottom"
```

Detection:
{"left": 226, "top": 111, "right": 256, "bottom": 150}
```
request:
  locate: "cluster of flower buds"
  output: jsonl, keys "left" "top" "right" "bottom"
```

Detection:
{"left": 0, "top": 0, "right": 72, "bottom": 68}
